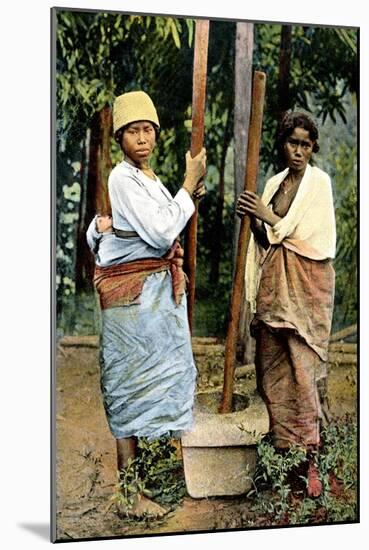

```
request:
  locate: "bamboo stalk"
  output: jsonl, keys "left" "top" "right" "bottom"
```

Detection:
{"left": 328, "top": 352, "right": 357, "bottom": 365}
{"left": 58, "top": 335, "right": 220, "bottom": 349}
{"left": 185, "top": 19, "right": 210, "bottom": 333}
{"left": 191, "top": 336, "right": 219, "bottom": 346}
{"left": 329, "top": 342, "right": 357, "bottom": 354}
{"left": 58, "top": 335, "right": 99, "bottom": 348}
{"left": 212, "top": 364, "right": 255, "bottom": 386}
{"left": 219, "top": 71, "right": 267, "bottom": 414}
{"left": 330, "top": 324, "right": 357, "bottom": 342}
{"left": 191, "top": 344, "right": 225, "bottom": 356}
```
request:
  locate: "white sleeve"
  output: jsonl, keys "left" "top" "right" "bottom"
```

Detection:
{"left": 109, "top": 173, "right": 195, "bottom": 249}
{"left": 86, "top": 216, "right": 101, "bottom": 253}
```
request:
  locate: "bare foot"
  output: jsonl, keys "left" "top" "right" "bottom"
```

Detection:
{"left": 118, "top": 494, "right": 167, "bottom": 519}
{"left": 307, "top": 460, "right": 322, "bottom": 498}
{"left": 328, "top": 472, "right": 344, "bottom": 497}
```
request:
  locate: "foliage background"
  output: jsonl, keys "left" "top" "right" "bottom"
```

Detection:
{"left": 54, "top": 8, "right": 357, "bottom": 339}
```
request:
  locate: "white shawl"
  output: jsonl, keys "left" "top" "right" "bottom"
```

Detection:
{"left": 245, "top": 164, "right": 336, "bottom": 312}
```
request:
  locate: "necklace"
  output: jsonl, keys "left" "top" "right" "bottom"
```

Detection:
{"left": 281, "top": 174, "right": 302, "bottom": 194}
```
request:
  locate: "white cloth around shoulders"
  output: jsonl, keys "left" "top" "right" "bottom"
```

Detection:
{"left": 245, "top": 164, "right": 336, "bottom": 312}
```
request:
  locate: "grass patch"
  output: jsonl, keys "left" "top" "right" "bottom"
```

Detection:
{"left": 247, "top": 416, "right": 358, "bottom": 527}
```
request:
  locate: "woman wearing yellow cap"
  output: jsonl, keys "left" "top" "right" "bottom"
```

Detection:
{"left": 87, "top": 91, "right": 206, "bottom": 517}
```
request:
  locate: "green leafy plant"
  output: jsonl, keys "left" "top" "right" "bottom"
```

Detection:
{"left": 136, "top": 436, "right": 187, "bottom": 505}
{"left": 110, "top": 457, "right": 148, "bottom": 516}
{"left": 111, "top": 436, "right": 186, "bottom": 518}
{"left": 316, "top": 418, "right": 357, "bottom": 522}
{"left": 247, "top": 417, "right": 357, "bottom": 526}
{"left": 248, "top": 440, "right": 308, "bottom": 521}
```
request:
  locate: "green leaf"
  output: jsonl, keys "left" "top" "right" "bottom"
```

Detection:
{"left": 335, "top": 28, "right": 357, "bottom": 54}
{"left": 171, "top": 24, "right": 181, "bottom": 48}
{"left": 186, "top": 19, "right": 194, "bottom": 47}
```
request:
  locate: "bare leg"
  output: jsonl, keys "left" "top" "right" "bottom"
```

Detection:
{"left": 306, "top": 449, "right": 322, "bottom": 498}
{"left": 317, "top": 376, "right": 332, "bottom": 427}
{"left": 115, "top": 437, "right": 167, "bottom": 518}
{"left": 116, "top": 437, "right": 137, "bottom": 471}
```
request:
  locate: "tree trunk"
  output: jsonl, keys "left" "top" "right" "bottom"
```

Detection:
{"left": 75, "top": 133, "right": 89, "bottom": 291}
{"left": 96, "top": 105, "right": 113, "bottom": 215}
{"left": 233, "top": 22, "right": 254, "bottom": 364}
{"left": 277, "top": 25, "right": 292, "bottom": 122}
{"left": 209, "top": 108, "right": 232, "bottom": 286}
{"left": 76, "top": 105, "right": 113, "bottom": 290}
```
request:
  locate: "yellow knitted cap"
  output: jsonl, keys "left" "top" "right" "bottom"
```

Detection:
{"left": 113, "top": 91, "right": 160, "bottom": 134}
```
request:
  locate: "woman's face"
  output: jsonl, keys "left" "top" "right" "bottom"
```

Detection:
{"left": 122, "top": 121, "right": 156, "bottom": 165}
{"left": 284, "top": 126, "right": 314, "bottom": 172}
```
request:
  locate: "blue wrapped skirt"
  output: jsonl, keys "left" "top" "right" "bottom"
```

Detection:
{"left": 99, "top": 270, "right": 197, "bottom": 440}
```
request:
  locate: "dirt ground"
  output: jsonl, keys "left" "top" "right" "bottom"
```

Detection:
{"left": 54, "top": 337, "right": 357, "bottom": 542}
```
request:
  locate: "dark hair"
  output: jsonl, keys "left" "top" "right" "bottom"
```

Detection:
{"left": 277, "top": 112, "right": 320, "bottom": 158}
{"left": 114, "top": 122, "right": 160, "bottom": 150}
